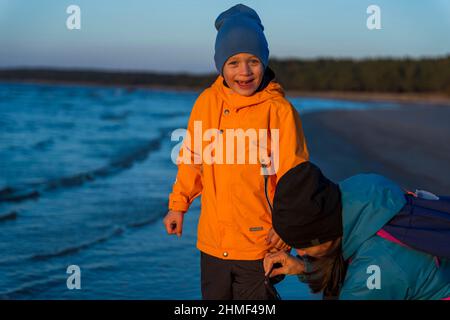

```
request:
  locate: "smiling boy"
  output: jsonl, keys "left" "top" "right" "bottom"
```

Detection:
{"left": 163, "top": 4, "right": 309, "bottom": 300}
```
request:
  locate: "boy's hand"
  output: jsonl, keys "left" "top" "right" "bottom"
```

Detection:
{"left": 266, "top": 228, "right": 291, "bottom": 252}
{"left": 264, "top": 251, "right": 305, "bottom": 277}
{"left": 163, "top": 210, "right": 185, "bottom": 237}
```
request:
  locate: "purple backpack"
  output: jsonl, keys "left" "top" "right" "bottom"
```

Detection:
{"left": 378, "top": 191, "right": 450, "bottom": 259}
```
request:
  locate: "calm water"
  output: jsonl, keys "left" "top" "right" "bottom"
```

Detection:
{"left": 0, "top": 82, "right": 398, "bottom": 299}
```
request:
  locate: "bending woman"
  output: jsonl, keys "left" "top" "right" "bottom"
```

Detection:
{"left": 264, "top": 162, "right": 450, "bottom": 300}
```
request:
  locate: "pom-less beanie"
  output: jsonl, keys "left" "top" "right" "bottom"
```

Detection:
{"left": 272, "top": 162, "right": 343, "bottom": 249}
{"left": 214, "top": 4, "right": 269, "bottom": 75}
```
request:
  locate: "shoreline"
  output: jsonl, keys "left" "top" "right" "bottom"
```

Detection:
{"left": 287, "top": 90, "right": 450, "bottom": 107}
{"left": 2, "top": 79, "right": 449, "bottom": 107}
{"left": 301, "top": 104, "right": 450, "bottom": 194}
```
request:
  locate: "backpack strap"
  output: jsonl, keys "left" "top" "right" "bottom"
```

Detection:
{"left": 376, "top": 229, "right": 411, "bottom": 249}
{"left": 377, "top": 225, "right": 441, "bottom": 268}
{"left": 262, "top": 163, "right": 273, "bottom": 213}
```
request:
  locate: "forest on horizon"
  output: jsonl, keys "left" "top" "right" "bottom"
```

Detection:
{"left": 1, "top": 55, "right": 449, "bottom": 95}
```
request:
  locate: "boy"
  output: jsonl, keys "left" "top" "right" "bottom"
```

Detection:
{"left": 163, "top": 4, "right": 309, "bottom": 300}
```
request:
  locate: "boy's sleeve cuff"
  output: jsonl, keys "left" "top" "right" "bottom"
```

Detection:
{"left": 168, "top": 200, "right": 189, "bottom": 212}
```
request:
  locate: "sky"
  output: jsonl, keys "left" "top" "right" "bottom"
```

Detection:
{"left": 0, "top": 0, "right": 449, "bottom": 73}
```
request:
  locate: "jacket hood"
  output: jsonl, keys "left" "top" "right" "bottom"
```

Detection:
{"left": 339, "top": 174, "right": 407, "bottom": 260}
{"left": 211, "top": 75, "right": 285, "bottom": 110}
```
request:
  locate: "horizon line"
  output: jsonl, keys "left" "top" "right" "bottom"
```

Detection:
{"left": 1, "top": 53, "right": 449, "bottom": 76}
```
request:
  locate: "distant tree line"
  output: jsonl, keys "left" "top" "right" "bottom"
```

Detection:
{"left": 1, "top": 56, "right": 449, "bottom": 95}
{"left": 269, "top": 56, "right": 450, "bottom": 95}
{"left": 0, "top": 68, "right": 216, "bottom": 89}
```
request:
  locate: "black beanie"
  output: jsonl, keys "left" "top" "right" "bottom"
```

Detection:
{"left": 272, "top": 162, "right": 343, "bottom": 249}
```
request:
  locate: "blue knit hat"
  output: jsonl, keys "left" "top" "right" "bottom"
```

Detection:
{"left": 214, "top": 4, "right": 269, "bottom": 75}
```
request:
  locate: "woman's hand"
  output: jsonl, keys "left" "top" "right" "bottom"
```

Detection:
{"left": 163, "top": 210, "right": 185, "bottom": 237}
{"left": 264, "top": 251, "right": 305, "bottom": 277}
{"left": 266, "top": 228, "right": 291, "bottom": 252}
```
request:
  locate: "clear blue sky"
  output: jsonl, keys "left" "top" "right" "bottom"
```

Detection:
{"left": 1, "top": 0, "right": 449, "bottom": 73}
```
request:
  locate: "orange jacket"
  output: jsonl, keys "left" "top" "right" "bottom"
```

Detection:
{"left": 168, "top": 76, "right": 309, "bottom": 260}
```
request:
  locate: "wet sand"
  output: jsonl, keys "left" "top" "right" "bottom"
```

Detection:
{"left": 301, "top": 103, "right": 450, "bottom": 194}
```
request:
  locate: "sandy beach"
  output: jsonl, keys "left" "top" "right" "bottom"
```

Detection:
{"left": 301, "top": 103, "right": 450, "bottom": 194}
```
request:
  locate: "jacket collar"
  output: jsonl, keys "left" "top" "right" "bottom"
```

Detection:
{"left": 339, "top": 174, "right": 407, "bottom": 260}
{"left": 211, "top": 70, "right": 285, "bottom": 110}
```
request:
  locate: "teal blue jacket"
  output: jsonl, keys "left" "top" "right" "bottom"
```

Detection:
{"left": 338, "top": 174, "right": 450, "bottom": 300}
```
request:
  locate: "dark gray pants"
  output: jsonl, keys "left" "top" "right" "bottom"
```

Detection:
{"left": 200, "top": 252, "right": 280, "bottom": 300}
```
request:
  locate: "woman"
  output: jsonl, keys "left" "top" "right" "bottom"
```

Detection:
{"left": 264, "top": 161, "right": 450, "bottom": 300}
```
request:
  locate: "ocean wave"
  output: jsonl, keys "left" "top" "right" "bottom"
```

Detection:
{"left": 0, "top": 261, "right": 116, "bottom": 299}
{"left": 33, "top": 138, "right": 54, "bottom": 150}
{"left": 27, "top": 208, "right": 166, "bottom": 261}
{"left": 126, "top": 210, "right": 165, "bottom": 228}
{"left": 0, "top": 210, "right": 18, "bottom": 222}
{"left": 100, "top": 110, "right": 132, "bottom": 121}
{"left": 147, "top": 111, "right": 190, "bottom": 119}
{"left": 30, "top": 227, "right": 125, "bottom": 261}
{"left": 0, "top": 275, "right": 67, "bottom": 299}
{"left": 0, "top": 187, "right": 40, "bottom": 202}
{"left": 0, "top": 130, "right": 167, "bottom": 203}
{"left": 0, "top": 253, "right": 32, "bottom": 266}
{"left": 0, "top": 207, "right": 165, "bottom": 266}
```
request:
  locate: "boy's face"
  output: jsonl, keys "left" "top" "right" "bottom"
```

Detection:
{"left": 222, "top": 53, "right": 264, "bottom": 97}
